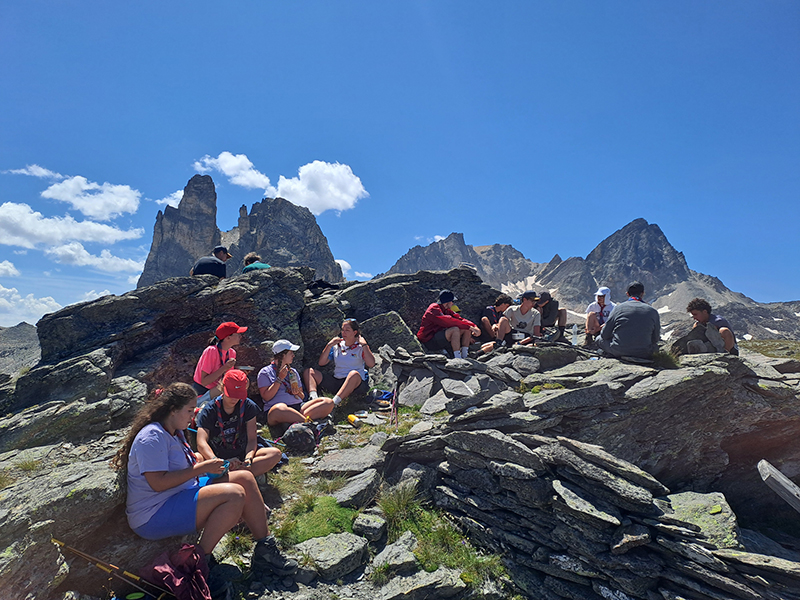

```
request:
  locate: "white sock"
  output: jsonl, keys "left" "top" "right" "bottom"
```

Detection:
{"left": 461, "top": 346, "right": 469, "bottom": 358}
{"left": 333, "top": 395, "right": 342, "bottom": 406}
{"left": 453, "top": 349, "right": 462, "bottom": 358}
{"left": 310, "top": 391, "right": 319, "bottom": 400}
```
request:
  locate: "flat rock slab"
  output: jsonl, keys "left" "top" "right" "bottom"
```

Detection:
{"left": 713, "top": 549, "right": 800, "bottom": 580}
{"left": 525, "top": 384, "right": 614, "bottom": 413}
{"left": 313, "top": 446, "right": 386, "bottom": 477}
{"left": 294, "top": 532, "right": 368, "bottom": 580}
{"left": 398, "top": 368, "right": 434, "bottom": 407}
{"left": 332, "top": 468, "right": 381, "bottom": 508}
{"left": 420, "top": 389, "right": 449, "bottom": 415}
{"left": 666, "top": 491, "right": 742, "bottom": 549}
{"left": 448, "top": 430, "right": 545, "bottom": 472}
{"left": 512, "top": 355, "right": 541, "bottom": 376}
{"left": 441, "top": 377, "right": 478, "bottom": 398}
{"left": 377, "top": 566, "right": 466, "bottom": 600}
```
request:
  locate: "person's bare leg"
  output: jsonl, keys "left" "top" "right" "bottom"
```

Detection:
{"left": 557, "top": 308, "right": 567, "bottom": 327}
{"left": 267, "top": 403, "right": 307, "bottom": 427}
{"left": 586, "top": 313, "right": 601, "bottom": 335}
{"left": 460, "top": 329, "right": 472, "bottom": 346}
{"left": 226, "top": 470, "right": 268, "bottom": 539}
{"left": 303, "top": 368, "right": 321, "bottom": 394}
{"left": 301, "top": 396, "right": 335, "bottom": 420}
{"left": 444, "top": 327, "right": 461, "bottom": 354}
{"left": 496, "top": 317, "right": 511, "bottom": 341}
{"left": 195, "top": 483, "right": 246, "bottom": 554}
{"left": 719, "top": 328, "right": 735, "bottom": 352}
{"left": 248, "top": 446, "right": 283, "bottom": 477}
{"left": 333, "top": 370, "right": 364, "bottom": 400}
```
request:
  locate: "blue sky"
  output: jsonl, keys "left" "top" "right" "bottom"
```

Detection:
{"left": 1, "top": 2, "right": 798, "bottom": 326}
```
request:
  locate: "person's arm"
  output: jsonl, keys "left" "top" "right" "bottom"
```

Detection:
{"left": 259, "top": 365, "right": 289, "bottom": 402}
{"left": 196, "top": 426, "right": 216, "bottom": 461}
{"left": 242, "top": 418, "right": 258, "bottom": 467}
{"left": 652, "top": 312, "right": 661, "bottom": 346}
{"left": 318, "top": 337, "right": 342, "bottom": 366}
{"left": 601, "top": 312, "right": 616, "bottom": 341}
{"left": 359, "top": 336, "right": 376, "bottom": 368}
{"left": 199, "top": 357, "right": 236, "bottom": 388}
{"left": 143, "top": 458, "right": 225, "bottom": 492}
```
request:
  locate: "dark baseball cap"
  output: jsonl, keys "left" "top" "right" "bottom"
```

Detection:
{"left": 438, "top": 290, "right": 457, "bottom": 303}
{"left": 213, "top": 245, "right": 233, "bottom": 258}
{"left": 519, "top": 290, "right": 539, "bottom": 301}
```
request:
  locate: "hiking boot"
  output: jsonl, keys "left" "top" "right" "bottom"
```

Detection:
{"left": 368, "top": 398, "right": 392, "bottom": 412}
{"left": 251, "top": 538, "right": 298, "bottom": 576}
{"left": 207, "top": 567, "right": 234, "bottom": 600}
{"left": 315, "top": 418, "right": 336, "bottom": 438}
{"left": 583, "top": 333, "right": 595, "bottom": 347}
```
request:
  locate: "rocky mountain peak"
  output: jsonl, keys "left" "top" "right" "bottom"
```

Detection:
{"left": 137, "top": 177, "right": 343, "bottom": 287}
{"left": 584, "top": 218, "right": 691, "bottom": 299}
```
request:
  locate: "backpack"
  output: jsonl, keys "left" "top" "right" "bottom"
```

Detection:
{"left": 280, "top": 422, "right": 317, "bottom": 455}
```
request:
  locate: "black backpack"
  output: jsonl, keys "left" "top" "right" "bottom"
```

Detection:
{"left": 281, "top": 422, "right": 316, "bottom": 455}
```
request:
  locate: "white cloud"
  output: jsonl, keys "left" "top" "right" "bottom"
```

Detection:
{"left": 155, "top": 190, "right": 183, "bottom": 208}
{"left": 433, "top": 235, "right": 445, "bottom": 242}
{"left": 194, "top": 152, "right": 274, "bottom": 191}
{"left": 6, "top": 164, "right": 64, "bottom": 180}
{"left": 0, "top": 283, "right": 62, "bottom": 326}
{"left": 79, "top": 289, "right": 112, "bottom": 302}
{"left": 41, "top": 176, "right": 141, "bottom": 220}
{"left": 13, "top": 250, "right": 27, "bottom": 255}
{"left": 275, "top": 161, "right": 368, "bottom": 215}
{"left": 354, "top": 271, "right": 373, "bottom": 279}
{"left": 414, "top": 236, "right": 424, "bottom": 241}
{"left": 335, "top": 259, "right": 352, "bottom": 275}
{"left": 127, "top": 273, "right": 141, "bottom": 285}
{"left": 0, "top": 202, "right": 143, "bottom": 248}
{"left": 0, "top": 261, "right": 20, "bottom": 277}
{"left": 44, "top": 242, "right": 145, "bottom": 273}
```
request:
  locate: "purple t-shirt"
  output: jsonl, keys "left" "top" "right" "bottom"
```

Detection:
{"left": 257, "top": 364, "right": 304, "bottom": 411}
{"left": 126, "top": 423, "right": 198, "bottom": 529}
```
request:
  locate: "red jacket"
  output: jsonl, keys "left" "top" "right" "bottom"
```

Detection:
{"left": 417, "top": 302, "right": 477, "bottom": 343}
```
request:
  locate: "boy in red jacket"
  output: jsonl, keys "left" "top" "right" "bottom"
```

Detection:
{"left": 416, "top": 290, "right": 480, "bottom": 358}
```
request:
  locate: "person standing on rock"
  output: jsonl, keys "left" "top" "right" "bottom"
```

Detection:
{"left": 195, "top": 369, "right": 283, "bottom": 476}
{"left": 241, "top": 252, "right": 271, "bottom": 273}
{"left": 685, "top": 297, "right": 739, "bottom": 355}
{"left": 193, "top": 321, "right": 246, "bottom": 407}
{"left": 303, "top": 318, "right": 388, "bottom": 409}
{"left": 257, "top": 340, "right": 334, "bottom": 432}
{"left": 112, "top": 382, "right": 298, "bottom": 580}
{"left": 478, "top": 294, "right": 514, "bottom": 343}
{"left": 597, "top": 281, "right": 660, "bottom": 359}
{"left": 417, "top": 290, "right": 480, "bottom": 358}
{"left": 190, "top": 245, "right": 232, "bottom": 279}
{"left": 584, "top": 286, "right": 615, "bottom": 345}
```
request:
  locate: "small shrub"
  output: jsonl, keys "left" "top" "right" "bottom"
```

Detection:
{"left": 15, "top": 459, "right": 42, "bottom": 472}
{"left": 542, "top": 382, "right": 564, "bottom": 390}
{"left": 515, "top": 381, "right": 529, "bottom": 394}
{"left": 379, "top": 482, "right": 421, "bottom": 541}
{"left": 652, "top": 350, "right": 679, "bottom": 370}
{"left": 369, "top": 563, "right": 393, "bottom": 586}
{"left": 312, "top": 475, "right": 347, "bottom": 495}
{"left": 338, "top": 438, "right": 355, "bottom": 450}
{"left": 219, "top": 531, "right": 253, "bottom": 560}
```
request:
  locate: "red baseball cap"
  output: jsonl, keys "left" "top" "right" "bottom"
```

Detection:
{"left": 216, "top": 321, "right": 247, "bottom": 340}
{"left": 223, "top": 369, "right": 249, "bottom": 400}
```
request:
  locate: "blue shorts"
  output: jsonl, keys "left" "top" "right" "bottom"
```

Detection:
{"left": 132, "top": 478, "right": 210, "bottom": 540}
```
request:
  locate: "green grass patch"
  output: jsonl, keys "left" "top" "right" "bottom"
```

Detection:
{"left": 378, "top": 482, "right": 505, "bottom": 589}
{"left": 219, "top": 531, "right": 253, "bottom": 561}
{"left": 312, "top": 475, "right": 347, "bottom": 495}
{"left": 275, "top": 496, "right": 356, "bottom": 546}
{"left": 15, "top": 459, "right": 42, "bottom": 472}
{"left": 0, "top": 470, "right": 15, "bottom": 489}
{"left": 270, "top": 457, "right": 308, "bottom": 498}
{"left": 369, "top": 562, "right": 393, "bottom": 585}
{"left": 652, "top": 349, "right": 679, "bottom": 369}
{"left": 527, "top": 382, "right": 565, "bottom": 394}
{"left": 740, "top": 339, "right": 800, "bottom": 359}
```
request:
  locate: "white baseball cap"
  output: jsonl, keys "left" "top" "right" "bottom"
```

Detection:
{"left": 272, "top": 339, "right": 300, "bottom": 353}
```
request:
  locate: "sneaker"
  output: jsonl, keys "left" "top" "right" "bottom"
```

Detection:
{"left": 368, "top": 398, "right": 392, "bottom": 412}
{"left": 251, "top": 539, "right": 298, "bottom": 576}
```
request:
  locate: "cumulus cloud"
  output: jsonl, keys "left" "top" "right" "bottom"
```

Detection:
{"left": 0, "top": 202, "right": 143, "bottom": 249}
{"left": 354, "top": 272, "right": 373, "bottom": 279}
{"left": 0, "top": 261, "right": 20, "bottom": 277}
{"left": 275, "top": 161, "right": 368, "bottom": 215}
{"left": 41, "top": 176, "right": 141, "bottom": 220}
{"left": 0, "top": 283, "right": 62, "bottom": 326}
{"left": 127, "top": 273, "right": 142, "bottom": 285}
{"left": 6, "top": 164, "right": 65, "bottom": 180}
{"left": 194, "top": 152, "right": 274, "bottom": 191}
{"left": 44, "top": 242, "right": 145, "bottom": 273}
{"left": 155, "top": 190, "right": 183, "bottom": 208}
{"left": 335, "top": 259, "right": 352, "bottom": 275}
{"left": 433, "top": 235, "right": 445, "bottom": 242}
{"left": 79, "top": 289, "right": 112, "bottom": 302}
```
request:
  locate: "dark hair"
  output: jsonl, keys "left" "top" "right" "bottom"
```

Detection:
{"left": 273, "top": 349, "right": 292, "bottom": 372}
{"left": 342, "top": 318, "right": 360, "bottom": 334}
{"left": 112, "top": 383, "right": 196, "bottom": 471}
{"left": 686, "top": 298, "right": 712, "bottom": 314}
{"left": 494, "top": 294, "right": 513, "bottom": 307}
{"left": 627, "top": 281, "right": 645, "bottom": 297}
{"left": 244, "top": 252, "right": 261, "bottom": 266}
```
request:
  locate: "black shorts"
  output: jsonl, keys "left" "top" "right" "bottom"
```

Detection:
{"left": 422, "top": 329, "right": 451, "bottom": 352}
{"left": 320, "top": 372, "right": 370, "bottom": 397}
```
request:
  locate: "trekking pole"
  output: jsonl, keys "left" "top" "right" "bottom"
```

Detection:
{"left": 51, "top": 538, "right": 175, "bottom": 599}
{"left": 391, "top": 383, "right": 399, "bottom": 431}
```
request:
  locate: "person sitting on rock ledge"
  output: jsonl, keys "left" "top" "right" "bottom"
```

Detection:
{"left": 112, "top": 382, "right": 297, "bottom": 579}
{"left": 192, "top": 321, "right": 245, "bottom": 408}
{"left": 584, "top": 286, "right": 615, "bottom": 346}
{"left": 597, "top": 281, "right": 660, "bottom": 360}
{"left": 304, "top": 318, "right": 389, "bottom": 410}
{"left": 536, "top": 291, "right": 568, "bottom": 342}
{"left": 257, "top": 340, "right": 334, "bottom": 433}
{"left": 487, "top": 290, "right": 542, "bottom": 350}
{"left": 195, "top": 369, "right": 283, "bottom": 477}
{"left": 685, "top": 297, "right": 739, "bottom": 355}
{"left": 416, "top": 290, "right": 480, "bottom": 359}
{"left": 478, "top": 294, "right": 514, "bottom": 343}
{"left": 190, "top": 245, "right": 231, "bottom": 279}
{"left": 241, "top": 252, "right": 271, "bottom": 273}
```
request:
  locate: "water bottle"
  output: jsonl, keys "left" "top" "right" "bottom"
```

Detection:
{"left": 571, "top": 324, "right": 578, "bottom": 346}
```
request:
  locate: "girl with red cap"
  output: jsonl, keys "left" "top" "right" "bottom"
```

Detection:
{"left": 193, "top": 321, "right": 247, "bottom": 407}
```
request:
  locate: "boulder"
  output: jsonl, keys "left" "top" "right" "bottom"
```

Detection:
{"left": 376, "top": 566, "right": 467, "bottom": 600}
{"left": 312, "top": 446, "right": 386, "bottom": 477}
{"left": 361, "top": 311, "right": 423, "bottom": 355}
{"left": 294, "top": 532, "right": 368, "bottom": 580}
{"left": 371, "top": 531, "right": 419, "bottom": 574}
{"left": 332, "top": 468, "right": 382, "bottom": 508}
{"left": 398, "top": 369, "right": 434, "bottom": 407}
{"left": 352, "top": 513, "right": 386, "bottom": 542}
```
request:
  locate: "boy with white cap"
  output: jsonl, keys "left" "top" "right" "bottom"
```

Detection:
{"left": 585, "top": 286, "right": 615, "bottom": 346}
